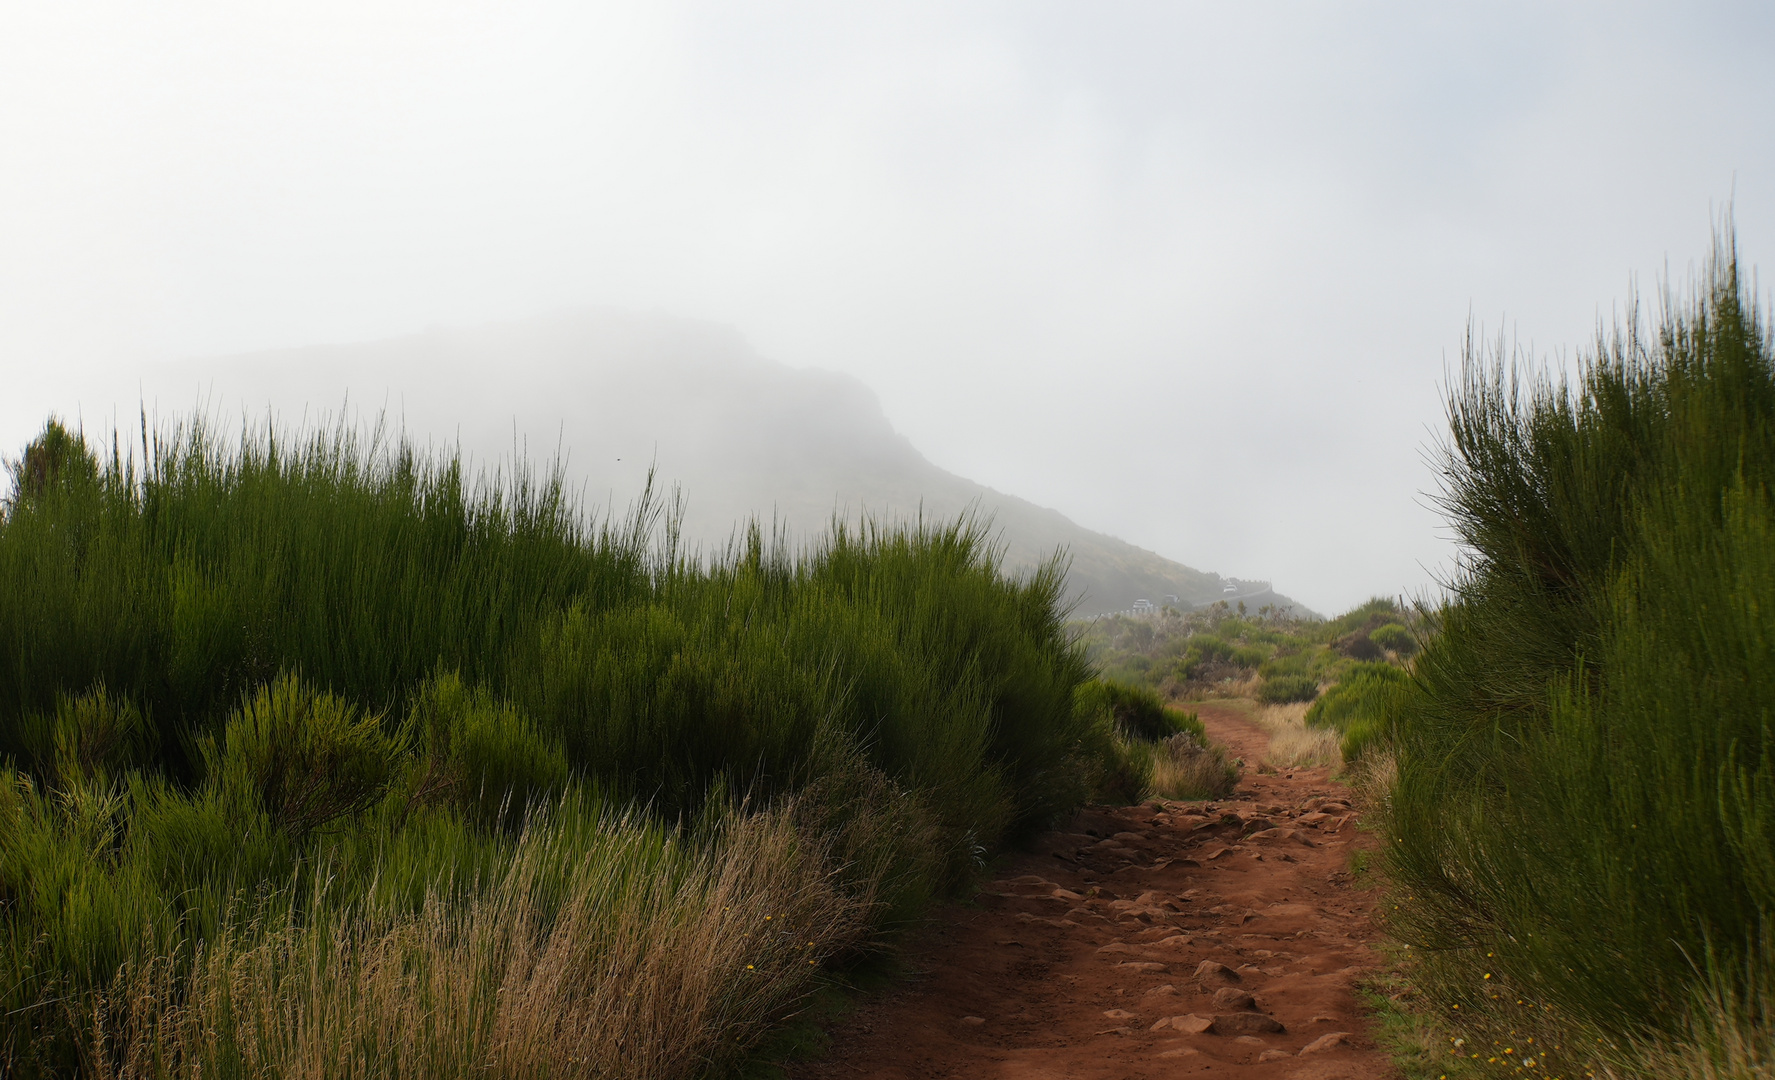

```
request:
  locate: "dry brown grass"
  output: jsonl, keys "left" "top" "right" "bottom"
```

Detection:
{"left": 1601, "top": 983, "right": 1775, "bottom": 1080}
{"left": 1252, "top": 702, "right": 1342, "bottom": 771}
{"left": 1343, "top": 749, "right": 1396, "bottom": 807}
{"left": 1143, "top": 733, "right": 1238, "bottom": 801}
{"left": 90, "top": 803, "right": 874, "bottom": 1080}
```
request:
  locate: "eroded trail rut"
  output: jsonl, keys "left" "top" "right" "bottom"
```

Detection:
{"left": 788, "top": 704, "right": 1394, "bottom": 1080}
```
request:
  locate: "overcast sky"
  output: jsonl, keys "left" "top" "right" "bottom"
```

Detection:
{"left": 3, "top": 2, "right": 1771, "bottom": 615}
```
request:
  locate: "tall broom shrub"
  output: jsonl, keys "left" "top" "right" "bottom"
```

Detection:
{"left": 1386, "top": 230, "right": 1775, "bottom": 1060}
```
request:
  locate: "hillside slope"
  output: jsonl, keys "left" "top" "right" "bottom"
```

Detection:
{"left": 136, "top": 310, "right": 1285, "bottom": 616}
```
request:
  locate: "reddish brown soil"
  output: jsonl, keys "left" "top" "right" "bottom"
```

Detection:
{"left": 786, "top": 703, "right": 1395, "bottom": 1080}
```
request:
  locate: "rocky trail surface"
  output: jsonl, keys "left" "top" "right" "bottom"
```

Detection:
{"left": 786, "top": 703, "right": 1394, "bottom": 1080}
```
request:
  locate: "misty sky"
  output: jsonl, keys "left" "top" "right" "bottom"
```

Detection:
{"left": 3, "top": 2, "right": 1772, "bottom": 615}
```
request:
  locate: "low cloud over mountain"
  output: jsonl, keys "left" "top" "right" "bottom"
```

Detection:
{"left": 139, "top": 310, "right": 1304, "bottom": 617}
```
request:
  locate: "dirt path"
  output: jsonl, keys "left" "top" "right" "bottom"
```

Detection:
{"left": 786, "top": 703, "right": 1394, "bottom": 1080}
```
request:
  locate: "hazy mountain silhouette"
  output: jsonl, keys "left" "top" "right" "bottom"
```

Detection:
{"left": 139, "top": 310, "right": 1303, "bottom": 617}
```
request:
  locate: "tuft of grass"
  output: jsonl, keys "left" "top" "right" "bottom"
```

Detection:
{"left": 1252, "top": 702, "right": 1341, "bottom": 771}
{"left": 1142, "top": 732, "right": 1239, "bottom": 800}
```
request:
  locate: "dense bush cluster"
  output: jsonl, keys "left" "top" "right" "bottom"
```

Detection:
{"left": 1074, "top": 679, "right": 1201, "bottom": 742}
{"left": 1301, "top": 662, "right": 1407, "bottom": 760}
{"left": 0, "top": 418, "right": 1117, "bottom": 1078}
{"left": 1385, "top": 235, "right": 1775, "bottom": 1075}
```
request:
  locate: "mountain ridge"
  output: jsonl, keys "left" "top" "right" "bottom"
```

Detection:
{"left": 134, "top": 309, "right": 1306, "bottom": 618}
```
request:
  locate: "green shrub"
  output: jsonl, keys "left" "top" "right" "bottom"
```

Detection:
{"left": 1177, "top": 635, "right": 1268, "bottom": 679}
{"left": 205, "top": 673, "right": 401, "bottom": 839}
{"left": 1385, "top": 231, "right": 1775, "bottom": 1070}
{"left": 1256, "top": 674, "right": 1318, "bottom": 704}
{"left": 1304, "top": 662, "right": 1409, "bottom": 760}
{"left": 1367, "top": 622, "right": 1414, "bottom": 655}
{"left": 1256, "top": 649, "right": 1314, "bottom": 678}
{"left": 17, "top": 684, "right": 151, "bottom": 788}
{"left": 1075, "top": 679, "right": 1201, "bottom": 742}
{"left": 1305, "top": 662, "right": 1408, "bottom": 731}
{"left": 405, "top": 672, "right": 568, "bottom": 829}
{"left": 1316, "top": 597, "right": 1397, "bottom": 635}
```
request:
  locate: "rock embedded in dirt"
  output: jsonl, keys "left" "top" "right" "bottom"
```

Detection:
{"left": 1143, "top": 983, "right": 1180, "bottom": 997}
{"left": 1100, "top": 1009, "right": 1139, "bottom": 1021}
{"left": 958, "top": 1016, "right": 985, "bottom": 1026}
{"left": 1153, "top": 1013, "right": 1213, "bottom": 1034}
{"left": 1300, "top": 1031, "right": 1352, "bottom": 1054}
{"left": 1211, "top": 987, "right": 1258, "bottom": 1011}
{"left": 1194, "top": 959, "right": 1241, "bottom": 983}
{"left": 1258, "top": 1048, "right": 1292, "bottom": 1062}
{"left": 1209, "top": 1012, "right": 1286, "bottom": 1036}
{"left": 1116, "top": 961, "right": 1168, "bottom": 973}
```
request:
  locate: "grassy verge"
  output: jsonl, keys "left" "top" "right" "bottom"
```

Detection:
{"left": 1358, "top": 961, "right": 1493, "bottom": 1080}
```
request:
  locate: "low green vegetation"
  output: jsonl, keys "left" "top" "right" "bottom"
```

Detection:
{"left": 1255, "top": 673, "right": 1318, "bottom": 704}
{"left": 1377, "top": 232, "right": 1775, "bottom": 1078}
{"left": 1071, "top": 679, "right": 1236, "bottom": 801}
{"left": 0, "top": 416, "right": 1130, "bottom": 1078}
{"left": 1074, "top": 679, "right": 1200, "bottom": 742}
{"left": 1304, "top": 662, "right": 1410, "bottom": 761}
{"left": 1074, "top": 596, "right": 1418, "bottom": 714}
